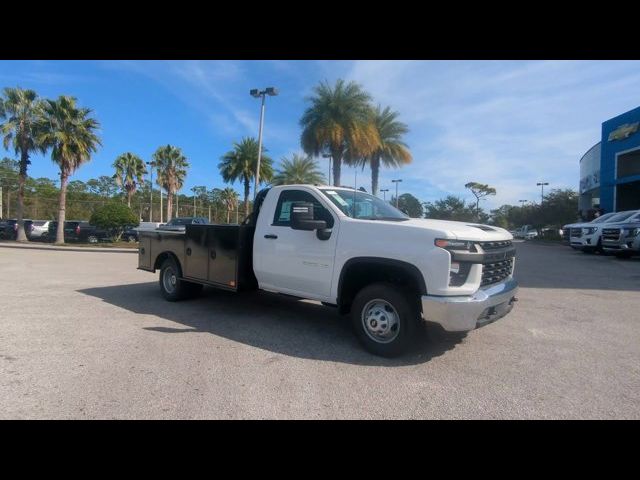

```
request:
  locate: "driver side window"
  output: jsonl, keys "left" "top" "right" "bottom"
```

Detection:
{"left": 272, "top": 190, "right": 335, "bottom": 228}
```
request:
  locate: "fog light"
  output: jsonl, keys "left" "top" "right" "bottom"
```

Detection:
{"left": 450, "top": 262, "right": 460, "bottom": 274}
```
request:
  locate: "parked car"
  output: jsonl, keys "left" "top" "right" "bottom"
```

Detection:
{"left": 513, "top": 225, "right": 538, "bottom": 239}
{"left": 601, "top": 221, "right": 640, "bottom": 258}
{"left": 46, "top": 221, "right": 110, "bottom": 243}
{"left": 139, "top": 185, "right": 519, "bottom": 357}
{"left": 569, "top": 210, "right": 640, "bottom": 253}
{"left": 0, "top": 219, "right": 34, "bottom": 240}
{"left": 27, "top": 220, "right": 51, "bottom": 241}
{"left": 563, "top": 213, "right": 615, "bottom": 246}
{"left": 136, "top": 222, "right": 164, "bottom": 231}
{"left": 122, "top": 225, "right": 140, "bottom": 243}
{"left": 157, "top": 217, "right": 208, "bottom": 232}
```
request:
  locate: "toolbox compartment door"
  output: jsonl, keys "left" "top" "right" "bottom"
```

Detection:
{"left": 184, "top": 226, "right": 209, "bottom": 281}
{"left": 207, "top": 226, "right": 239, "bottom": 288}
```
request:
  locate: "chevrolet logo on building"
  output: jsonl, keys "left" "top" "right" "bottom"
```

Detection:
{"left": 608, "top": 122, "right": 639, "bottom": 141}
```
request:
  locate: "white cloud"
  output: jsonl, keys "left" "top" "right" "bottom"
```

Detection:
{"left": 345, "top": 60, "right": 640, "bottom": 209}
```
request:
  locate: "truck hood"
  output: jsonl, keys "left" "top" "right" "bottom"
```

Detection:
{"left": 397, "top": 218, "right": 513, "bottom": 241}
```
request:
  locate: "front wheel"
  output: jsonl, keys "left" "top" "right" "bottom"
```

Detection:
{"left": 351, "top": 282, "right": 419, "bottom": 357}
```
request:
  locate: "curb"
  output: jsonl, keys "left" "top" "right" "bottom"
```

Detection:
{"left": 0, "top": 242, "right": 137, "bottom": 254}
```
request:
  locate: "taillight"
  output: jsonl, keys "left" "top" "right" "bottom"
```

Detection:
{"left": 75, "top": 225, "right": 80, "bottom": 235}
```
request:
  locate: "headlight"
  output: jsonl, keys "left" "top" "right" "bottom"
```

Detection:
{"left": 625, "top": 227, "right": 640, "bottom": 237}
{"left": 434, "top": 238, "right": 473, "bottom": 250}
{"left": 583, "top": 227, "right": 598, "bottom": 235}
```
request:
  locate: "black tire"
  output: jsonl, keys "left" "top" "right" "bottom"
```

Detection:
{"left": 350, "top": 282, "right": 418, "bottom": 357}
{"left": 159, "top": 258, "right": 193, "bottom": 301}
{"left": 87, "top": 235, "right": 99, "bottom": 244}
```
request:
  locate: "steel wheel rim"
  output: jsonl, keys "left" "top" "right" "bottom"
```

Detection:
{"left": 163, "top": 266, "right": 177, "bottom": 294}
{"left": 361, "top": 299, "right": 400, "bottom": 344}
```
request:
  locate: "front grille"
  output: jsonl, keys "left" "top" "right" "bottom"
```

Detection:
{"left": 477, "top": 240, "right": 512, "bottom": 250}
{"left": 602, "top": 228, "right": 621, "bottom": 242}
{"left": 571, "top": 228, "right": 582, "bottom": 238}
{"left": 563, "top": 229, "right": 571, "bottom": 241}
{"left": 481, "top": 258, "right": 514, "bottom": 287}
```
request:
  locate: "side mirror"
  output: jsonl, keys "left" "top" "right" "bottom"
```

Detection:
{"left": 290, "top": 202, "right": 327, "bottom": 231}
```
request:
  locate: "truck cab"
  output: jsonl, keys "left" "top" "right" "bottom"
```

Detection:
{"left": 138, "top": 185, "right": 519, "bottom": 357}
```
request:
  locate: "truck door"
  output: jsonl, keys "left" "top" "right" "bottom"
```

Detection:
{"left": 254, "top": 188, "right": 338, "bottom": 299}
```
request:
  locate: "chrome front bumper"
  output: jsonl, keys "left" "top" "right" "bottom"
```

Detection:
{"left": 421, "top": 278, "right": 519, "bottom": 332}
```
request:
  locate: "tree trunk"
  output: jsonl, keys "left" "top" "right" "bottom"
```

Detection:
{"left": 127, "top": 190, "right": 132, "bottom": 208}
{"left": 371, "top": 156, "right": 380, "bottom": 196}
{"left": 226, "top": 208, "right": 230, "bottom": 224}
{"left": 56, "top": 171, "right": 69, "bottom": 245}
{"left": 166, "top": 191, "right": 173, "bottom": 220}
{"left": 332, "top": 149, "right": 342, "bottom": 187}
{"left": 244, "top": 179, "right": 250, "bottom": 218}
{"left": 15, "top": 150, "right": 29, "bottom": 242}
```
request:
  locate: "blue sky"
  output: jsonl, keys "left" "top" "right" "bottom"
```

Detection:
{"left": 1, "top": 60, "right": 640, "bottom": 210}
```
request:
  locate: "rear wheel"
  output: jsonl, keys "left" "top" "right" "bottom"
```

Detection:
{"left": 351, "top": 282, "right": 418, "bottom": 357}
{"left": 87, "top": 235, "right": 98, "bottom": 244}
{"left": 159, "top": 258, "right": 202, "bottom": 301}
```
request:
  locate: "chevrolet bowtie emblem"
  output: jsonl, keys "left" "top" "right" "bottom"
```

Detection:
{"left": 608, "top": 122, "right": 639, "bottom": 141}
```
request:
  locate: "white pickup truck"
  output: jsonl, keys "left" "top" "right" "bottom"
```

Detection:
{"left": 138, "top": 185, "right": 519, "bottom": 357}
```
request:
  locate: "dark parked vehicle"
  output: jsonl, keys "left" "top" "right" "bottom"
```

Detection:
{"left": 0, "top": 219, "right": 34, "bottom": 240}
{"left": 157, "top": 217, "right": 208, "bottom": 232}
{"left": 45, "top": 221, "right": 110, "bottom": 243}
{"left": 122, "top": 225, "right": 140, "bottom": 243}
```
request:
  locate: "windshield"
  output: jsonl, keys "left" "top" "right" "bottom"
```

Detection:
{"left": 591, "top": 212, "right": 617, "bottom": 223}
{"left": 320, "top": 188, "right": 409, "bottom": 221}
{"left": 606, "top": 211, "right": 638, "bottom": 223}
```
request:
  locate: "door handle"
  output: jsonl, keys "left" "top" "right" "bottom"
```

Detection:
{"left": 264, "top": 234, "right": 278, "bottom": 239}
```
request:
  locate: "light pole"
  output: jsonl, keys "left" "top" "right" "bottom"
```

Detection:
{"left": 392, "top": 179, "right": 402, "bottom": 208}
{"left": 322, "top": 153, "right": 332, "bottom": 185}
{"left": 250, "top": 87, "right": 278, "bottom": 200}
{"left": 519, "top": 199, "right": 528, "bottom": 206}
{"left": 146, "top": 161, "right": 155, "bottom": 222}
{"left": 380, "top": 188, "right": 389, "bottom": 201}
{"left": 536, "top": 182, "right": 549, "bottom": 204}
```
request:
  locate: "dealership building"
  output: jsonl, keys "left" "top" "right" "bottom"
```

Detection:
{"left": 579, "top": 106, "right": 640, "bottom": 217}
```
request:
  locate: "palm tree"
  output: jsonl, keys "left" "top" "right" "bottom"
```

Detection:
{"left": 357, "top": 105, "right": 412, "bottom": 196}
{"left": 0, "top": 87, "right": 45, "bottom": 241}
{"left": 113, "top": 152, "right": 147, "bottom": 207}
{"left": 219, "top": 137, "right": 273, "bottom": 218}
{"left": 219, "top": 187, "right": 239, "bottom": 223}
{"left": 36, "top": 96, "right": 101, "bottom": 245}
{"left": 272, "top": 154, "right": 326, "bottom": 185}
{"left": 300, "top": 79, "right": 379, "bottom": 187}
{"left": 152, "top": 145, "right": 189, "bottom": 220}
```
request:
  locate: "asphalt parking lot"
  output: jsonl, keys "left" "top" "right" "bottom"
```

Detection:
{"left": 1, "top": 241, "right": 639, "bottom": 419}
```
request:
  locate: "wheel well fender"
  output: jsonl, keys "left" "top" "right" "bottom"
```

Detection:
{"left": 153, "top": 251, "right": 183, "bottom": 275}
{"left": 337, "top": 257, "right": 427, "bottom": 314}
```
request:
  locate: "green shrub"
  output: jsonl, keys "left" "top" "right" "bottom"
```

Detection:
{"left": 90, "top": 203, "right": 138, "bottom": 242}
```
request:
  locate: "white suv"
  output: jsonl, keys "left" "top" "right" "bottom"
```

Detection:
{"left": 569, "top": 210, "right": 640, "bottom": 253}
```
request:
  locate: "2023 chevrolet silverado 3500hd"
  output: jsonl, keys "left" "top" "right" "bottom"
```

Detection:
{"left": 138, "top": 185, "right": 519, "bottom": 357}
